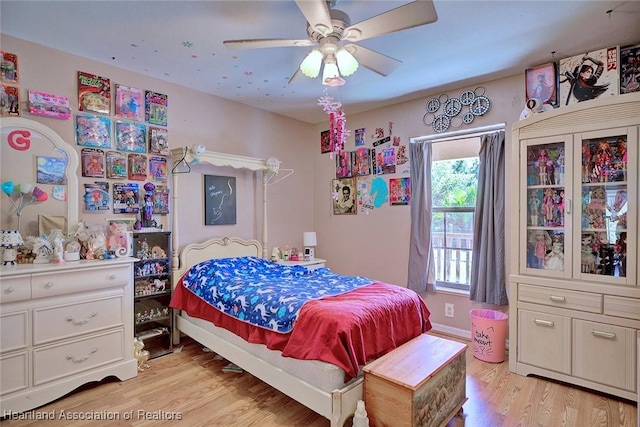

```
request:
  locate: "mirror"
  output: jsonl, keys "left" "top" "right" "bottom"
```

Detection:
{"left": 1, "top": 117, "right": 79, "bottom": 236}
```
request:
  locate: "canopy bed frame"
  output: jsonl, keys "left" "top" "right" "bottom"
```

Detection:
{"left": 169, "top": 148, "right": 361, "bottom": 427}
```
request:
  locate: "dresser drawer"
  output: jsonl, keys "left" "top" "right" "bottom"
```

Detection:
{"left": 33, "top": 329, "right": 125, "bottom": 386}
{"left": 32, "top": 265, "right": 130, "bottom": 299}
{"left": 519, "top": 284, "right": 602, "bottom": 313}
{"left": 0, "top": 351, "right": 29, "bottom": 395}
{"left": 603, "top": 295, "right": 640, "bottom": 321}
{"left": 0, "top": 310, "right": 28, "bottom": 353}
{"left": 0, "top": 275, "right": 31, "bottom": 303}
{"left": 572, "top": 319, "right": 636, "bottom": 392}
{"left": 33, "top": 296, "right": 124, "bottom": 345}
{"left": 518, "top": 309, "right": 571, "bottom": 374}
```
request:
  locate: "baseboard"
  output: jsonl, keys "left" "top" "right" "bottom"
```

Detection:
{"left": 430, "top": 323, "right": 470, "bottom": 340}
{"left": 430, "top": 322, "right": 510, "bottom": 349}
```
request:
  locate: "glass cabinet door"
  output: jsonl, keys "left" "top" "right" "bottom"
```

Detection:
{"left": 575, "top": 128, "right": 636, "bottom": 284}
{"left": 521, "top": 136, "right": 573, "bottom": 277}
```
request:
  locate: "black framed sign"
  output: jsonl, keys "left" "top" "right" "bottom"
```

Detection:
{"left": 204, "top": 175, "right": 236, "bottom": 225}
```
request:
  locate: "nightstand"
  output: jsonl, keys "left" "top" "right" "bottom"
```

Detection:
{"left": 277, "top": 258, "right": 326, "bottom": 270}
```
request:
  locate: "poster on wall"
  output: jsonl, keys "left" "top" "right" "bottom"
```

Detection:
{"left": 336, "top": 151, "right": 353, "bottom": 178}
{"left": 389, "top": 177, "right": 411, "bottom": 206}
{"left": 353, "top": 147, "right": 372, "bottom": 176}
{"left": 525, "top": 62, "right": 558, "bottom": 107}
{"left": 320, "top": 130, "right": 331, "bottom": 153}
{"left": 36, "top": 156, "right": 67, "bottom": 185}
{"left": 77, "top": 71, "right": 111, "bottom": 114}
{"left": 620, "top": 44, "right": 640, "bottom": 94}
{"left": 355, "top": 128, "right": 365, "bottom": 146}
{"left": 559, "top": 46, "right": 619, "bottom": 106}
{"left": 204, "top": 175, "right": 236, "bottom": 225}
{"left": 332, "top": 177, "right": 356, "bottom": 215}
{"left": 83, "top": 182, "right": 110, "bottom": 211}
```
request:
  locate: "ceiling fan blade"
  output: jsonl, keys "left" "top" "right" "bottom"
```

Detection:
{"left": 223, "top": 38, "right": 314, "bottom": 50}
{"left": 288, "top": 68, "right": 305, "bottom": 84}
{"left": 343, "top": 0, "right": 438, "bottom": 42}
{"left": 295, "top": 0, "right": 333, "bottom": 36}
{"left": 346, "top": 44, "right": 402, "bottom": 77}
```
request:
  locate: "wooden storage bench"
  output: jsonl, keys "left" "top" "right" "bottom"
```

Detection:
{"left": 363, "top": 333, "right": 467, "bottom": 427}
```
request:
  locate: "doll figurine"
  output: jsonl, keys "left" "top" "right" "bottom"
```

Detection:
{"left": 528, "top": 192, "right": 540, "bottom": 226}
{"left": 535, "top": 148, "right": 551, "bottom": 185}
{"left": 529, "top": 230, "right": 551, "bottom": 269}
{"left": 544, "top": 241, "right": 565, "bottom": 271}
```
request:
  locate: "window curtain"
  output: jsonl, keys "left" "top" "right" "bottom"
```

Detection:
{"left": 470, "top": 131, "right": 508, "bottom": 305}
{"left": 407, "top": 141, "right": 435, "bottom": 292}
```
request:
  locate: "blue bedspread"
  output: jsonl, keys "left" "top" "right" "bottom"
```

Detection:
{"left": 182, "top": 256, "right": 373, "bottom": 333}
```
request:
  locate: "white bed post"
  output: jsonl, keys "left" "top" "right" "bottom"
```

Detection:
{"left": 171, "top": 168, "right": 180, "bottom": 272}
{"left": 262, "top": 171, "right": 268, "bottom": 259}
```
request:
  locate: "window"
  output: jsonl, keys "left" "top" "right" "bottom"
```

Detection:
{"left": 431, "top": 137, "right": 480, "bottom": 291}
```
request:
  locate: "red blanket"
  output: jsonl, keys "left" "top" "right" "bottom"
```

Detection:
{"left": 171, "top": 278, "right": 431, "bottom": 380}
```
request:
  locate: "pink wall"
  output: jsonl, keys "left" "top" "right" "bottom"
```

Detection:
{"left": 1, "top": 34, "right": 525, "bottom": 332}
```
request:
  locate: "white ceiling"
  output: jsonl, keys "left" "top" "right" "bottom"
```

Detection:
{"left": 1, "top": 1, "right": 639, "bottom": 124}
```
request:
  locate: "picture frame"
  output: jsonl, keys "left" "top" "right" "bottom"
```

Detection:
{"left": 620, "top": 44, "right": 640, "bottom": 94}
{"left": 525, "top": 62, "right": 558, "bottom": 107}
{"left": 389, "top": 177, "right": 411, "bottom": 206}
{"left": 559, "top": 46, "right": 619, "bottom": 106}
{"left": 332, "top": 177, "right": 357, "bottom": 215}
{"left": 204, "top": 175, "right": 236, "bottom": 225}
{"left": 320, "top": 129, "right": 331, "bottom": 153}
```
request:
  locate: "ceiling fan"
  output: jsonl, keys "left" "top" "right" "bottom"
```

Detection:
{"left": 223, "top": 0, "right": 438, "bottom": 86}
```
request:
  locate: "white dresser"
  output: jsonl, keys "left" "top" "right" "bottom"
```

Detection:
{"left": 0, "top": 258, "right": 138, "bottom": 414}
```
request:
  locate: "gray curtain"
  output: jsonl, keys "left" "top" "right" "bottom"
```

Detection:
{"left": 470, "top": 131, "right": 508, "bottom": 305}
{"left": 407, "top": 141, "right": 435, "bottom": 292}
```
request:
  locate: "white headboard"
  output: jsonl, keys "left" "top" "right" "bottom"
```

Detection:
{"left": 171, "top": 236, "right": 262, "bottom": 286}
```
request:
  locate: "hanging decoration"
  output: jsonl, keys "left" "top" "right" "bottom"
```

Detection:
{"left": 423, "top": 87, "right": 492, "bottom": 133}
{"left": 318, "top": 93, "right": 350, "bottom": 157}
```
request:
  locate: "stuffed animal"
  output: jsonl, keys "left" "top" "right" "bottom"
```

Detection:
{"left": 519, "top": 97, "right": 554, "bottom": 120}
{"left": 107, "top": 222, "right": 130, "bottom": 257}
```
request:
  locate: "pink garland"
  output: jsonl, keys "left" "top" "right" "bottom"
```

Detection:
{"left": 318, "top": 95, "right": 349, "bottom": 156}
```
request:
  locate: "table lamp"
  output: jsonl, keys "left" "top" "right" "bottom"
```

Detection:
{"left": 0, "top": 229, "right": 24, "bottom": 266}
{"left": 303, "top": 232, "right": 317, "bottom": 261}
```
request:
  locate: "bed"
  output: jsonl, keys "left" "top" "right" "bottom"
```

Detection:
{"left": 169, "top": 148, "right": 431, "bottom": 427}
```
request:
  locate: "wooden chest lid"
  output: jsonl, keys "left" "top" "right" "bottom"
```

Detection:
{"left": 363, "top": 334, "right": 467, "bottom": 390}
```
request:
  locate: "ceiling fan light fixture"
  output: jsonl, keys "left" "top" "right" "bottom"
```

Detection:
{"left": 300, "top": 49, "right": 323, "bottom": 78}
{"left": 336, "top": 47, "right": 358, "bottom": 77}
{"left": 322, "top": 60, "right": 344, "bottom": 86}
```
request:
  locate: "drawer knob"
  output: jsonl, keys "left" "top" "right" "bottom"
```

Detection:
{"left": 108, "top": 274, "right": 117, "bottom": 280}
{"left": 66, "top": 312, "right": 98, "bottom": 326}
{"left": 591, "top": 329, "right": 616, "bottom": 340}
{"left": 548, "top": 295, "right": 566, "bottom": 303}
{"left": 44, "top": 281, "right": 54, "bottom": 289}
{"left": 66, "top": 347, "right": 98, "bottom": 363}
{"left": 5, "top": 286, "right": 15, "bottom": 293}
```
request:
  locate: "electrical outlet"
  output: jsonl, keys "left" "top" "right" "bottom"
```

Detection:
{"left": 445, "top": 303, "right": 455, "bottom": 318}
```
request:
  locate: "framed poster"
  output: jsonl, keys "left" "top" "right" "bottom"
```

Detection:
{"left": 389, "top": 177, "right": 411, "bottom": 206}
{"left": 320, "top": 130, "right": 331, "bottom": 153}
{"left": 559, "top": 46, "right": 619, "bottom": 106}
{"left": 204, "top": 175, "right": 236, "bottom": 225}
{"left": 332, "top": 177, "right": 356, "bottom": 215}
{"left": 620, "top": 44, "right": 640, "bottom": 94}
{"left": 525, "top": 62, "right": 558, "bottom": 107}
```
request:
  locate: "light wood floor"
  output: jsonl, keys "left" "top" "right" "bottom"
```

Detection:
{"left": 1, "top": 333, "right": 637, "bottom": 427}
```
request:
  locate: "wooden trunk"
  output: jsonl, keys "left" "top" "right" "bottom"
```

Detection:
{"left": 363, "top": 334, "right": 467, "bottom": 427}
